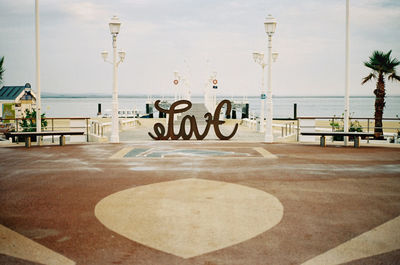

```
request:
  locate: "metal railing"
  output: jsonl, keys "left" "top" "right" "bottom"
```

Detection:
{"left": 0, "top": 117, "right": 90, "bottom": 143}
{"left": 3, "top": 116, "right": 398, "bottom": 143}
{"left": 296, "top": 116, "right": 400, "bottom": 143}
{"left": 1, "top": 117, "right": 141, "bottom": 143}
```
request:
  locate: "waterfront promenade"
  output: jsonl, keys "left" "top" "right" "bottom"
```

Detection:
{"left": 119, "top": 119, "right": 271, "bottom": 142}
{"left": 0, "top": 139, "right": 399, "bottom": 265}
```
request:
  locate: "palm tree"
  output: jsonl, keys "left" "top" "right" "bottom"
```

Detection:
{"left": 0, "top": 56, "right": 4, "bottom": 84}
{"left": 362, "top": 50, "right": 400, "bottom": 139}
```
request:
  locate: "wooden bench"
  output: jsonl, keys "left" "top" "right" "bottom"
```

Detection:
{"left": 301, "top": 132, "right": 375, "bottom": 147}
{"left": 5, "top": 131, "right": 85, "bottom": 148}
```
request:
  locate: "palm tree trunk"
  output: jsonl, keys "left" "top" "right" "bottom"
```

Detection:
{"left": 374, "top": 73, "right": 386, "bottom": 139}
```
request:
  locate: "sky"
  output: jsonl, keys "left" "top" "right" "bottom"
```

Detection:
{"left": 0, "top": 0, "right": 400, "bottom": 97}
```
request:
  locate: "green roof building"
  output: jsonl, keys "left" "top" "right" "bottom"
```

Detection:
{"left": 0, "top": 83, "right": 37, "bottom": 120}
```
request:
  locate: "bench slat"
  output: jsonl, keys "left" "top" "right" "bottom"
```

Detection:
{"left": 7, "top": 131, "right": 84, "bottom": 136}
{"left": 5, "top": 131, "right": 85, "bottom": 148}
{"left": 300, "top": 132, "right": 374, "bottom": 148}
{"left": 301, "top": 132, "right": 374, "bottom": 137}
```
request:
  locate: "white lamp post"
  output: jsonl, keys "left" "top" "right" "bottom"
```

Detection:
{"left": 101, "top": 16, "right": 126, "bottom": 143}
{"left": 252, "top": 51, "right": 279, "bottom": 133}
{"left": 264, "top": 14, "right": 277, "bottom": 143}
{"left": 173, "top": 71, "right": 180, "bottom": 101}
{"left": 252, "top": 52, "right": 266, "bottom": 132}
{"left": 204, "top": 71, "right": 217, "bottom": 112}
{"left": 173, "top": 70, "right": 191, "bottom": 101}
{"left": 344, "top": 0, "right": 350, "bottom": 145}
{"left": 35, "top": 0, "right": 42, "bottom": 145}
{"left": 211, "top": 71, "right": 217, "bottom": 112}
{"left": 183, "top": 76, "right": 190, "bottom": 101}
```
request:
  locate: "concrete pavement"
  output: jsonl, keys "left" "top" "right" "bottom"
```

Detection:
{"left": 0, "top": 141, "right": 399, "bottom": 264}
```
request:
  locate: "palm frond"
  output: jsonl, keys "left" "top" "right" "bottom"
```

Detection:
{"left": 363, "top": 50, "right": 400, "bottom": 76}
{"left": 364, "top": 61, "right": 378, "bottom": 71}
{"left": 0, "top": 56, "right": 4, "bottom": 83}
{"left": 388, "top": 73, "right": 400, "bottom": 82}
{"left": 388, "top": 59, "right": 400, "bottom": 71}
{"left": 361, "top": 73, "right": 376, "bottom": 85}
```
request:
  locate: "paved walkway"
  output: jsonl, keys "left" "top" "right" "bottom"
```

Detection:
{"left": 0, "top": 141, "right": 399, "bottom": 264}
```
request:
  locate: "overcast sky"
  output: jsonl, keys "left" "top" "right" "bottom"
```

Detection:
{"left": 1, "top": 0, "right": 400, "bottom": 96}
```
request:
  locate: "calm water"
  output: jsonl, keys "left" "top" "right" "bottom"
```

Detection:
{"left": 42, "top": 96, "right": 400, "bottom": 119}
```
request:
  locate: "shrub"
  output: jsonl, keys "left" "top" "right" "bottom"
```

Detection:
{"left": 19, "top": 109, "right": 47, "bottom": 132}
{"left": 329, "top": 113, "right": 363, "bottom": 141}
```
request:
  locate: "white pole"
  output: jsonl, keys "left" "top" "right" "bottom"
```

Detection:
{"left": 344, "top": 0, "right": 350, "bottom": 145}
{"left": 265, "top": 35, "right": 273, "bottom": 142}
{"left": 260, "top": 64, "right": 266, "bottom": 132}
{"left": 110, "top": 35, "right": 119, "bottom": 143}
{"left": 35, "top": 0, "right": 42, "bottom": 141}
{"left": 174, "top": 84, "right": 177, "bottom": 101}
{"left": 209, "top": 82, "right": 212, "bottom": 112}
{"left": 213, "top": 89, "right": 216, "bottom": 112}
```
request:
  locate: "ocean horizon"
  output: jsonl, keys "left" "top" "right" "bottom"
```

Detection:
{"left": 41, "top": 95, "right": 400, "bottom": 119}
{"left": 41, "top": 92, "right": 400, "bottom": 99}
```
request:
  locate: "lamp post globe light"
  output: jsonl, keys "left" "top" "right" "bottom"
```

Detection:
{"left": 252, "top": 52, "right": 266, "bottom": 132}
{"left": 272, "top": 52, "right": 279, "bottom": 62}
{"left": 264, "top": 14, "right": 277, "bottom": 143}
{"left": 101, "top": 16, "right": 126, "bottom": 143}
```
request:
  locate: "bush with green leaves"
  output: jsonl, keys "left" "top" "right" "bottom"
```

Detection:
{"left": 329, "top": 113, "right": 363, "bottom": 141}
{"left": 19, "top": 109, "right": 47, "bottom": 132}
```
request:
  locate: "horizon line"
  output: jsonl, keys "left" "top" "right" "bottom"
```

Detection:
{"left": 41, "top": 92, "right": 400, "bottom": 98}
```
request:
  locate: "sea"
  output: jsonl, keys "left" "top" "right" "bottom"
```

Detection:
{"left": 42, "top": 95, "right": 400, "bottom": 119}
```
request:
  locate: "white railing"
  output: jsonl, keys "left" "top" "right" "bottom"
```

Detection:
{"left": 241, "top": 115, "right": 298, "bottom": 139}
{"left": 89, "top": 118, "right": 139, "bottom": 139}
{"left": 1, "top": 117, "right": 90, "bottom": 143}
{"left": 297, "top": 117, "right": 400, "bottom": 143}
{"left": 120, "top": 119, "right": 139, "bottom": 130}
{"left": 276, "top": 122, "right": 297, "bottom": 138}
{"left": 242, "top": 118, "right": 258, "bottom": 130}
{"left": 89, "top": 120, "right": 110, "bottom": 138}
{"left": 241, "top": 112, "right": 257, "bottom": 130}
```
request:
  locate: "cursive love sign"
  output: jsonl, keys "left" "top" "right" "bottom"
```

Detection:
{"left": 148, "top": 100, "right": 238, "bottom": 140}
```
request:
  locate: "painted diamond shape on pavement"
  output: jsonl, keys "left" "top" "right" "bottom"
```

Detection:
{"left": 95, "top": 178, "right": 284, "bottom": 258}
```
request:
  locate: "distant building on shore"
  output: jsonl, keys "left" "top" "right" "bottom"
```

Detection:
{"left": 0, "top": 83, "right": 37, "bottom": 120}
